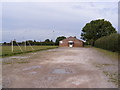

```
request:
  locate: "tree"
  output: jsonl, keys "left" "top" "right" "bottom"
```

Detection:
{"left": 26, "top": 40, "right": 34, "bottom": 45}
{"left": 34, "top": 40, "right": 36, "bottom": 42}
{"left": 50, "top": 40, "right": 53, "bottom": 42}
{"left": 45, "top": 39, "right": 50, "bottom": 42}
{"left": 10, "top": 40, "right": 17, "bottom": 46}
{"left": 55, "top": 36, "right": 66, "bottom": 45}
{"left": 81, "top": 19, "right": 117, "bottom": 46}
{"left": 43, "top": 39, "right": 55, "bottom": 46}
{"left": 3, "top": 42, "right": 6, "bottom": 45}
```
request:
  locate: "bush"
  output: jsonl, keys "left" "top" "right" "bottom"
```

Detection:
{"left": 94, "top": 33, "right": 120, "bottom": 52}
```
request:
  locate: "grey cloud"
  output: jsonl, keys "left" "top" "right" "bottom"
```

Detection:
{"left": 2, "top": 2, "right": 118, "bottom": 42}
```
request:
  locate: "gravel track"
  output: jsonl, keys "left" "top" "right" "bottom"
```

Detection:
{"left": 2, "top": 47, "right": 118, "bottom": 88}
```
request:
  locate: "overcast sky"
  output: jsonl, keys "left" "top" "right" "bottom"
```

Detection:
{"left": 1, "top": 0, "right": 118, "bottom": 42}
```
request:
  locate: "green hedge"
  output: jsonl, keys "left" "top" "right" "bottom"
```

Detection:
{"left": 94, "top": 33, "right": 120, "bottom": 52}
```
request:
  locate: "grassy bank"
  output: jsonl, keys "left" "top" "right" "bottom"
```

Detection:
{"left": 1, "top": 46, "right": 58, "bottom": 57}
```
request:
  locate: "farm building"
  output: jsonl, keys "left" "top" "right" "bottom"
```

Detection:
{"left": 59, "top": 36, "right": 84, "bottom": 47}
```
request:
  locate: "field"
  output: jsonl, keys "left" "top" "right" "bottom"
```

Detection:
{"left": 1, "top": 46, "right": 58, "bottom": 57}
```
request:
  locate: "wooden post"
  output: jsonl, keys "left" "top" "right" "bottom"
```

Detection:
{"left": 25, "top": 41, "right": 27, "bottom": 51}
{"left": 11, "top": 40, "right": 13, "bottom": 52}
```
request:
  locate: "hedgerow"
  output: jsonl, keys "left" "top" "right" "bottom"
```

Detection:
{"left": 94, "top": 33, "right": 120, "bottom": 52}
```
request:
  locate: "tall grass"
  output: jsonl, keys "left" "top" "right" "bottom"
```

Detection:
{"left": 94, "top": 33, "right": 120, "bottom": 52}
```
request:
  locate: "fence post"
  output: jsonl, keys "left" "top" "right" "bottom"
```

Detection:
{"left": 11, "top": 40, "right": 13, "bottom": 53}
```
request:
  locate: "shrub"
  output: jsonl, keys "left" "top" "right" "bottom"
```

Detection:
{"left": 94, "top": 33, "right": 120, "bottom": 52}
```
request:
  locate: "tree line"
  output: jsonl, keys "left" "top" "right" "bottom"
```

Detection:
{"left": 2, "top": 36, "right": 66, "bottom": 46}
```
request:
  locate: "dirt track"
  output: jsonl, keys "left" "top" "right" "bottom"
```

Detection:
{"left": 2, "top": 47, "right": 118, "bottom": 88}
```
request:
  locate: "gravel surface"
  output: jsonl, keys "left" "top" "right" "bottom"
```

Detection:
{"left": 0, "top": 58, "right": 2, "bottom": 89}
{"left": 2, "top": 47, "right": 118, "bottom": 88}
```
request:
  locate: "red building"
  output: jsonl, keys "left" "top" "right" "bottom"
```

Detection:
{"left": 59, "top": 36, "right": 84, "bottom": 47}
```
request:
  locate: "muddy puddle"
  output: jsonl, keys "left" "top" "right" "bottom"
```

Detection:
{"left": 23, "top": 65, "right": 41, "bottom": 71}
{"left": 52, "top": 68, "right": 73, "bottom": 74}
{"left": 45, "top": 76, "right": 59, "bottom": 81}
{"left": 9, "top": 56, "right": 30, "bottom": 59}
{"left": 66, "top": 76, "right": 90, "bottom": 86}
{"left": 28, "top": 71, "right": 37, "bottom": 75}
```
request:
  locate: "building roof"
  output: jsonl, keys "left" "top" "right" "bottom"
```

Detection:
{"left": 61, "top": 36, "right": 84, "bottom": 42}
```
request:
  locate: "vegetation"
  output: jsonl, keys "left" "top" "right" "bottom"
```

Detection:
{"left": 94, "top": 47, "right": 119, "bottom": 59}
{"left": 103, "top": 71, "right": 119, "bottom": 86}
{"left": 55, "top": 36, "right": 66, "bottom": 45}
{"left": 94, "top": 33, "right": 120, "bottom": 52}
{"left": 1, "top": 36, "right": 67, "bottom": 57}
{"left": 3, "top": 39, "right": 55, "bottom": 46}
{"left": 1, "top": 46, "right": 58, "bottom": 57}
{"left": 3, "top": 36, "right": 67, "bottom": 46}
{"left": 81, "top": 19, "right": 117, "bottom": 46}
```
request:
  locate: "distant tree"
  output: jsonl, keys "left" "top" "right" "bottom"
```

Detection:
{"left": 10, "top": 40, "right": 17, "bottom": 46}
{"left": 81, "top": 19, "right": 117, "bottom": 46}
{"left": 3, "top": 42, "right": 6, "bottom": 45}
{"left": 43, "top": 39, "right": 55, "bottom": 46}
{"left": 34, "top": 40, "right": 36, "bottom": 42}
{"left": 50, "top": 40, "right": 55, "bottom": 45}
{"left": 21, "top": 41, "right": 25, "bottom": 45}
{"left": 45, "top": 39, "right": 50, "bottom": 42}
{"left": 50, "top": 40, "right": 53, "bottom": 42}
{"left": 55, "top": 36, "right": 66, "bottom": 45}
{"left": 26, "top": 40, "right": 34, "bottom": 45}
{"left": 13, "top": 41, "right": 16, "bottom": 45}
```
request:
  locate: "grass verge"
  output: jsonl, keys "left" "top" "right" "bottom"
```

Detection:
{"left": 93, "top": 47, "right": 119, "bottom": 60}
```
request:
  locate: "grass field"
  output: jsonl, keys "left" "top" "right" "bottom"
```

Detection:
{"left": 1, "top": 46, "right": 58, "bottom": 57}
